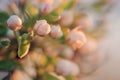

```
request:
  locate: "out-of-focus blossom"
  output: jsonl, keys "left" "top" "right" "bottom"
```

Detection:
{"left": 10, "top": 70, "right": 32, "bottom": 80}
{"left": 67, "top": 27, "right": 87, "bottom": 50}
{"left": 10, "top": 2, "right": 20, "bottom": 15}
{"left": 44, "top": 45, "right": 61, "bottom": 57}
{"left": 7, "top": 15, "right": 22, "bottom": 31}
{"left": 60, "top": 10, "right": 74, "bottom": 27}
{"left": 34, "top": 20, "right": 51, "bottom": 36}
{"left": 7, "top": 30, "right": 14, "bottom": 38}
{"left": 56, "top": 59, "right": 80, "bottom": 76}
{"left": 79, "top": 52, "right": 107, "bottom": 74}
{"left": 39, "top": 2, "right": 52, "bottom": 14}
{"left": 50, "top": 25, "right": 63, "bottom": 39}
{"left": 29, "top": 48, "right": 47, "bottom": 66}
{"left": 74, "top": 16, "right": 93, "bottom": 30}
{"left": 78, "top": 39, "right": 97, "bottom": 56}
{"left": 61, "top": 47, "right": 74, "bottom": 59}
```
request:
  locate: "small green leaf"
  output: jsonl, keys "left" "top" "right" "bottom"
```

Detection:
{"left": 0, "top": 59, "right": 21, "bottom": 71}
{"left": 18, "top": 33, "right": 32, "bottom": 58}
{"left": 0, "top": 41, "right": 10, "bottom": 49}
{"left": 44, "top": 73, "right": 59, "bottom": 80}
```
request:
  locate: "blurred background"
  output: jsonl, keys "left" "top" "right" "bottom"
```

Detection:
{"left": 0, "top": 0, "right": 120, "bottom": 80}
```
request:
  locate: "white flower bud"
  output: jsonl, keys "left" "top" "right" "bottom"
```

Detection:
{"left": 62, "top": 47, "right": 74, "bottom": 59}
{"left": 50, "top": 25, "right": 63, "bottom": 39}
{"left": 7, "top": 15, "right": 22, "bottom": 31}
{"left": 34, "top": 20, "right": 51, "bottom": 36}
{"left": 39, "top": 2, "right": 52, "bottom": 14}
{"left": 67, "top": 28, "right": 87, "bottom": 50}
{"left": 56, "top": 59, "right": 80, "bottom": 76}
{"left": 60, "top": 10, "right": 74, "bottom": 27}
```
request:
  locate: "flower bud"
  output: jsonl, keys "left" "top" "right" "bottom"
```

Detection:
{"left": 50, "top": 25, "right": 63, "bottom": 39}
{"left": 56, "top": 59, "right": 80, "bottom": 76}
{"left": 66, "top": 28, "right": 87, "bottom": 50}
{"left": 60, "top": 10, "right": 74, "bottom": 27}
{"left": 7, "top": 15, "right": 22, "bottom": 31}
{"left": 39, "top": 2, "right": 52, "bottom": 14}
{"left": 34, "top": 20, "right": 51, "bottom": 36}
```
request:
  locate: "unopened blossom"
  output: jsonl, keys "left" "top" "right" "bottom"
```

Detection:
{"left": 56, "top": 59, "right": 80, "bottom": 76}
{"left": 7, "top": 15, "right": 22, "bottom": 31}
{"left": 66, "top": 28, "right": 87, "bottom": 50}
{"left": 39, "top": 2, "right": 52, "bottom": 14}
{"left": 50, "top": 25, "right": 63, "bottom": 39}
{"left": 62, "top": 47, "right": 74, "bottom": 59}
{"left": 34, "top": 20, "right": 51, "bottom": 36}
{"left": 60, "top": 10, "right": 74, "bottom": 27}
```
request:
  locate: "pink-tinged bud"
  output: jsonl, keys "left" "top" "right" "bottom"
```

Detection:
{"left": 56, "top": 59, "right": 80, "bottom": 76}
{"left": 66, "top": 28, "right": 87, "bottom": 50}
{"left": 34, "top": 20, "right": 51, "bottom": 36}
{"left": 39, "top": 3, "right": 52, "bottom": 14}
{"left": 62, "top": 47, "right": 74, "bottom": 59}
{"left": 50, "top": 25, "right": 63, "bottom": 39}
{"left": 7, "top": 15, "right": 22, "bottom": 31}
{"left": 60, "top": 10, "right": 74, "bottom": 27}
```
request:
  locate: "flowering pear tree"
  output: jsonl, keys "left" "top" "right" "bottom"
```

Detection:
{"left": 0, "top": 0, "right": 114, "bottom": 80}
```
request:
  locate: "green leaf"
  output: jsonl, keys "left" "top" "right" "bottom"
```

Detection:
{"left": 17, "top": 33, "right": 33, "bottom": 58}
{"left": 0, "top": 12, "right": 9, "bottom": 23}
{"left": 0, "top": 59, "right": 21, "bottom": 71}
{"left": 0, "top": 24, "right": 8, "bottom": 37}
{"left": 0, "top": 41, "right": 10, "bottom": 49}
{"left": 44, "top": 73, "right": 59, "bottom": 80}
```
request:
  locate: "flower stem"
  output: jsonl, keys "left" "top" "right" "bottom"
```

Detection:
{"left": 14, "top": 31, "right": 20, "bottom": 42}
